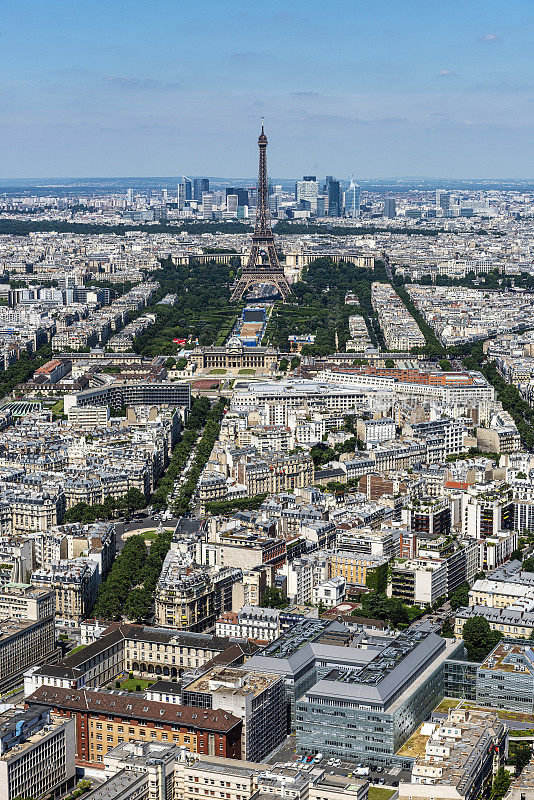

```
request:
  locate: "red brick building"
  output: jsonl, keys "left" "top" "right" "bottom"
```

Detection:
{"left": 26, "top": 686, "right": 241, "bottom": 767}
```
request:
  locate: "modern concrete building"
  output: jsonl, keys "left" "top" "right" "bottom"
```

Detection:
{"left": 104, "top": 741, "right": 179, "bottom": 800}
{"left": 181, "top": 666, "right": 286, "bottom": 762}
{"left": 65, "top": 382, "right": 191, "bottom": 412}
{"left": 0, "top": 706, "right": 76, "bottom": 800}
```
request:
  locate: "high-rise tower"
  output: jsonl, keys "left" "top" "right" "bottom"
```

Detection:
{"left": 230, "top": 121, "right": 291, "bottom": 302}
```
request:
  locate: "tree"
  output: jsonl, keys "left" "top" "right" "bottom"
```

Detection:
{"left": 490, "top": 767, "right": 511, "bottom": 800}
{"left": 510, "top": 549, "right": 523, "bottom": 562}
{"left": 523, "top": 557, "right": 534, "bottom": 572}
{"left": 279, "top": 358, "right": 289, "bottom": 372}
{"left": 509, "top": 743, "right": 532, "bottom": 776}
{"left": 462, "top": 616, "right": 502, "bottom": 662}
{"left": 124, "top": 487, "right": 146, "bottom": 512}
{"left": 385, "top": 359, "right": 395, "bottom": 368}
{"left": 290, "top": 356, "right": 301, "bottom": 371}
{"left": 449, "top": 582, "right": 469, "bottom": 611}
{"left": 261, "top": 587, "right": 288, "bottom": 609}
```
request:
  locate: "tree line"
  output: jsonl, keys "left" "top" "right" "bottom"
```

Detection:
{"left": 91, "top": 529, "right": 172, "bottom": 622}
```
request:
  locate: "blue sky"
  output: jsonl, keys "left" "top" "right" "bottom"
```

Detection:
{"left": 1, "top": 0, "right": 533, "bottom": 179}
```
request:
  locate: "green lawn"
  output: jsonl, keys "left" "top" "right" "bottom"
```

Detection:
{"left": 51, "top": 398, "right": 64, "bottom": 414}
{"left": 209, "top": 369, "right": 227, "bottom": 375}
{"left": 67, "top": 645, "right": 86, "bottom": 656}
{"left": 398, "top": 725, "right": 428, "bottom": 758}
{"left": 238, "top": 368, "right": 256, "bottom": 375}
{"left": 369, "top": 789, "right": 396, "bottom": 800}
{"left": 118, "top": 678, "right": 156, "bottom": 692}
{"left": 435, "top": 697, "right": 461, "bottom": 712}
{"left": 462, "top": 703, "right": 534, "bottom": 724}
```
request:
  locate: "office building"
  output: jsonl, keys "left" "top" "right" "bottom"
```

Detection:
{"left": 226, "top": 195, "right": 238, "bottom": 215}
{"left": 194, "top": 178, "right": 210, "bottom": 201}
{"left": 0, "top": 583, "right": 55, "bottom": 621}
{"left": 202, "top": 192, "right": 214, "bottom": 219}
{"left": 27, "top": 686, "right": 242, "bottom": 766}
{"left": 0, "top": 706, "right": 76, "bottom": 800}
{"left": 67, "top": 405, "right": 110, "bottom": 429}
{"left": 226, "top": 188, "right": 249, "bottom": 207}
{"left": 0, "top": 587, "right": 57, "bottom": 692}
{"left": 181, "top": 666, "right": 286, "bottom": 762}
{"left": 295, "top": 177, "right": 319, "bottom": 207}
{"left": 436, "top": 189, "right": 451, "bottom": 210}
{"left": 104, "top": 741, "right": 179, "bottom": 800}
{"left": 81, "top": 771, "right": 149, "bottom": 800}
{"left": 383, "top": 197, "right": 396, "bottom": 218}
{"left": 296, "top": 630, "right": 463, "bottom": 765}
{"left": 476, "top": 642, "right": 534, "bottom": 713}
{"left": 344, "top": 182, "right": 360, "bottom": 218}
{"left": 327, "top": 179, "right": 343, "bottom": 218}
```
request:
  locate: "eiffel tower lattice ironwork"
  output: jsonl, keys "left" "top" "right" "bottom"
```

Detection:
{"left": 230, "top": 120, "right": 291, "bottom": 302}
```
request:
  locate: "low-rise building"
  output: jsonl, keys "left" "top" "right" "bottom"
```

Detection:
{"left": 399, "top": 709, "right": 507, "bottom": 800}
{"left": 313, "top": 577, "right": 346, "bottom": 608}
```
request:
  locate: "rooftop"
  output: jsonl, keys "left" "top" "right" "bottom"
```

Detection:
{"left": 183, "top": 667, "right": 281, "bottom": 698}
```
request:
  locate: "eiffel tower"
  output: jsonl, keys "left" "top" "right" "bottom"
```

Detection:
{"left": 230, "top": 120, "right": 291, "bottom": 302}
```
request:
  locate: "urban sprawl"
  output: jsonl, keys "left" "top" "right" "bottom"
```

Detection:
{"left": 1, "top": 133, "right": 534, "bottom": 800}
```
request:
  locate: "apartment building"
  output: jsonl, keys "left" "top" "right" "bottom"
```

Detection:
{"left": 155, "top": 553, "right": 242, "bottom": 631}
{"left": 216, "top": 606, "right": 280, "bottom": 642}
{"left": 391, "top": 558, "right": 447, "bottom": 607}
{"left": 313, "top": 577, "right": 346, "bottom": 608}
{"left": 279, "top": 554, "right": 328, "bottom": 605}
{"left": 32, "top": 558, "right": 100, "bottom": 627}
{"left": 371, "top": 282, "right": 426, "bottom": 351}
{"left": 235, "top": 451, "right": 314, "bottom": 496}
{"left": 328, "top": 551, "right": 388, "bottom": 590}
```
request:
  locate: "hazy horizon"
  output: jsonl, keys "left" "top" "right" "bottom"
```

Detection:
{"left": 2, "top": 0, "right": 533, "bottom": 180}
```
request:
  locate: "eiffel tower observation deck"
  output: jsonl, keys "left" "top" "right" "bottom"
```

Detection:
{"left": 230, "top": 121, "right": 291, "bottom": 302}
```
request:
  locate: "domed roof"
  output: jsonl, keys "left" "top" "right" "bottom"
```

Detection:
{"left": 226, "top": 336, "right": 244, "bottom": 350}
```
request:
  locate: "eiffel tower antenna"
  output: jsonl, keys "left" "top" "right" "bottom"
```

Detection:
{"left": 230, "top": 120, "right": 291, "bottom": 302}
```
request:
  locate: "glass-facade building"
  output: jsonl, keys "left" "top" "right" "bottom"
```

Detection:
{"left": 295, "top": 631, "right": 464, "bottom": 767}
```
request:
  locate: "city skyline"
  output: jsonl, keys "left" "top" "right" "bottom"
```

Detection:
{"left": 1, "top": 0, "right": 533, "bottom": 179}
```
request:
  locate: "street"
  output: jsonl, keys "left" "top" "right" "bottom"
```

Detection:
{"left": 267, "top": 734, "right": 411, "bottom": 788}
